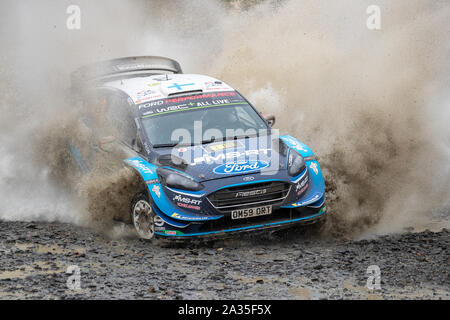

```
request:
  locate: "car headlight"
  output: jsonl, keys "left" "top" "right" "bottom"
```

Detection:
{"left": 288, "top": 149, "right": 306, "bottom": 176}
{"left": 157, "top": 168, "right": 204, "bottom": 191}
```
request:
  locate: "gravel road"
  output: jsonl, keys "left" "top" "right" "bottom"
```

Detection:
{"left": 0, "top": 220, "right": 448, "bottom": 300}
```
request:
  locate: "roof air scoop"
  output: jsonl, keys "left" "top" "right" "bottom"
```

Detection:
{"left": 167, "top": 90, "right": 204, "bottom": 97}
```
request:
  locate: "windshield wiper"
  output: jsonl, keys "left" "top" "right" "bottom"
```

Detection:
{"left": 223, "top": 132, "right": 262, "bottom": 141}
{"left": 200, "top": 137, "right": 217, "bottom": 145}
{"left": 154, "top": 135, "right": 257, "bottom": 148}
{"left": 153, "top": 139, "right": 216, "bottom": 148}
{"left": 152, "top": 143, "right": 179, "bottom": 148}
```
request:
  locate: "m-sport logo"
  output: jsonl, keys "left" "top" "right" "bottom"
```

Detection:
{"left": 213, "top": 161, "right": 270, "bottom": 175}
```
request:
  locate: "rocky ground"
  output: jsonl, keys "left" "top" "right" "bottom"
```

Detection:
{"left": 0, "top": 220, "right": 448, "bottom": 300}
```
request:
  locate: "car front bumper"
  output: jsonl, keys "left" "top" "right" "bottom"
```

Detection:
{"left": 154, "top": 202, "right": 327, "bottom": 239}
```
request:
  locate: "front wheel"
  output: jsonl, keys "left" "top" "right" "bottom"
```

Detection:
{"left": 131, "top": 191, "right": 156, "bottom": 240}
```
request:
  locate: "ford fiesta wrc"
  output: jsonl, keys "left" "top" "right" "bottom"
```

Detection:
{"left": 69, "top": 56, "right": 327, "bottom": 240}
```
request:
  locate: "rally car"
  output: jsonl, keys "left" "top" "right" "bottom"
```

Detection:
{"left": 69, "top": 56, "right": 327, "bottom": 240}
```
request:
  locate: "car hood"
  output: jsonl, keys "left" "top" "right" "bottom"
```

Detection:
{"left": 149, "top": 135, "right": 289, "bottom": 182}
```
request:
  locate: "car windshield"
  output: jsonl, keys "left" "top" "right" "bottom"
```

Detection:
{"left": 141, "top": 100, "right": 268, "bottom": 147}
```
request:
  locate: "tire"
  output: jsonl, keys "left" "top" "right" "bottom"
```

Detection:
{"left": 130, "top": 191, "right": 156, "bottom": 240}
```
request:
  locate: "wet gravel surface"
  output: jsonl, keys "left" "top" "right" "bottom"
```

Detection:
{"left": 0, "top": 221, "right": 448, "bottom": 299}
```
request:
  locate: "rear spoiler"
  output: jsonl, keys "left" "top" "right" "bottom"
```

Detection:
{"left": 71, "top": 56, "right": 182, "bottom": 91}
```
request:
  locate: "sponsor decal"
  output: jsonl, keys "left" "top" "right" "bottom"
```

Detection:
{"left": 146, "top": 179, "right": 159, "bottom": 185}
{"left": 138, "top": 92, "right": 244, "bottom": 117}
{"left": 203, "top": 140, "right": 243, "bottom": 153}
{"left": 133, "top": 88, "right": 164, "bottom": 104}
{"left": 171, "top": 213, "right": 181, "bottom": 219}
{"left": 297, "top": 183, "right": 309, "bottom": 196}
{"left": 176, "top": 202, "right": 200, "bottom": 211}
{"left": 171, "top": 212, "right": 211, "bottom": 221}
{"left": 172, "top": 194, "right": 201, "bottom": 210}
{"left": 205, "top": 81, "right": 223, "bottom": 88}
{"left": 154, "top": 215, "right": 165, "bottom": 227}
{"left": 127, "top": 159, "right": 153, "bottom": 174}
{"left": 296, "top": 175, "right": 309, "bottom": 195}
{"left": 152, "top": 185, "right": 161, "bottom": 198}
{"left": 193, "top": 99, "right": 232, "bottom": 107}
{"left": 309, "top": 162, "right": 319, "bottom": 175}
{"left": 167, "top": 82, "right": 195, "bottom": 91}
{"left": 142, "top": 100, "right": 242, "bottom": 118}
{"left": 139, "top": 100, "right": 164, "bottom": 110}
{"left": 213, "top": 161, "right": 270, "bottom": 175}
{"left": 164, "top": 91, "right": 236, "bottom": 104}
{"left": 173, "top": 194, "right": 202, "bottom": 206}
{"left": 135, "top": 89, "right": 153, "bottom": 104}
{"left": 204, "top": 81, "right": 233, "bottom": 92}
{"left": 243, "top": 176, "right": 255, "bottom": 182}
{"left": 178, "top": 147, "right": 188, "bottom": 153}
{"left": 235, "top": 189, "right": 267, "bottom": 198}
{"left": 148, "top": 104, "right": 190, "bottom": 115}
{"left": 164, "top": 230, "right": 184, "bottom": 236}
{"left": 292, "top": 194, "right": 320, "bottom": 207}
{"left": 143, "top": 141, "right": 151, "bottom": 154}
{"left": 136, "top": 95, "right": 163, "bottom": 104}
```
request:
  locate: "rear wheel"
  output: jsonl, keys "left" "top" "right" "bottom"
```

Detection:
{"left": 131, "top": 192, "right": 155, "bottom": 240}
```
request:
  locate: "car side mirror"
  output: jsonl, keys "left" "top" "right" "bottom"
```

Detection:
{"left": 263, "top": 114, "right": 276, "bottom": 127}
{"left": 98, "top": 136, "right": 116, "bottom": 152}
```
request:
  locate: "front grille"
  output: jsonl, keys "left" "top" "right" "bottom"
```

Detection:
{"left": 207, "top": 181, "right": 291, "bottom": 212}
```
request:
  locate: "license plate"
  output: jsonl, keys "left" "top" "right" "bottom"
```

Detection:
{"left": 231, "top": 205, "right": 272, "bottom": 220}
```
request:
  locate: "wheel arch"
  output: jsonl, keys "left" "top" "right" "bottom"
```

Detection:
{"left": 123, "top": 156, "right": 159, "bottom": 200}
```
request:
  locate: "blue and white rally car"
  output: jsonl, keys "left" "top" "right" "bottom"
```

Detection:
{"left": 70, "top": 56, "right": 327, "bottom": 240}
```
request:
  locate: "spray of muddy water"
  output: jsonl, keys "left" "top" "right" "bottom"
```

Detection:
{"left": 0, "top": 0, "right": 228, "bottom": 234}
{"left": 0, "top": 0, "right": 448, "bottom": 237}
{"left": 212, "top": 0, "right": 450, "bottom": 236}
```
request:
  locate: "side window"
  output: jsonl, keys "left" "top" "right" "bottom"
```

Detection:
{"left": 104, "top": 94, "right": 136, "bottom": 146}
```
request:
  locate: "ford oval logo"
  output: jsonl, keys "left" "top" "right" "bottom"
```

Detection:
{"left": 213, "top": 161, "right": 269, "bottom": 175}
